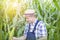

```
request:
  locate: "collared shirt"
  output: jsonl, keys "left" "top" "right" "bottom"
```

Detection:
{"left": 24, "top": 19, "right": 47, "bottom": 38}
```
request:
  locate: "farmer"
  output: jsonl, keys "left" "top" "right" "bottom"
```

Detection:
{"left": 23, "top": 9, "right": 47, "bottom": 40}
{"left": 13, "top": 9, "right": 47, "bottom": 40}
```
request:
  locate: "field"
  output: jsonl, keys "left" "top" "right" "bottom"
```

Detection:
{"left": 0, "top": 0, "right": 60, "bottom": 40}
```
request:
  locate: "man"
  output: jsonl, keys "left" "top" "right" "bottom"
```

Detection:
{"left": 23, "top": 9, "right": 47, "bottom": 40}
{"left": 13, "top": 9, "right": 47, "bottom": 40}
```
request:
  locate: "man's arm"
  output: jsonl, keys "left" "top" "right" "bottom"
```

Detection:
{"left": 13, "top": 24, "right": 29, "bottom": 40}
{"left": 37, "top": 21, "right": 47, "bottom": 40}
{"left": 24, "top": 24, "right": 29, "bottom": 37}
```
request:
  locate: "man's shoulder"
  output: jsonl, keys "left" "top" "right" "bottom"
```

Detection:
{"left": 38, "top": 20, "right": 44, "bottom": 24}
{"left": 37, "top": 20, "right": 46, "bottom": 27}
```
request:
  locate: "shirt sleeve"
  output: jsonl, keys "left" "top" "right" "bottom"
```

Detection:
{"left": 37, "top": 21, "right": 47, "bottom": 38}
{"left": 24, "top": 24, "right": 29, "bottom": 37}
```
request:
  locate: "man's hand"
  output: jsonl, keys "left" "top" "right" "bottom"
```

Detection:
{"left": 13, "top": 36, "right": 26, "bottom": 40}
{"left": 19, "top": 36, "right": 26, "bottom": 40}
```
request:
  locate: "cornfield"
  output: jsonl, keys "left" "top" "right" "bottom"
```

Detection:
{"left": 0, "top": 0, "right": 60, "bottom": 40}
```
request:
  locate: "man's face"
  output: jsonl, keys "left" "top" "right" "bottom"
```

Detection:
{"left": 25, "top": 14, "right": 34, "bottom": 23}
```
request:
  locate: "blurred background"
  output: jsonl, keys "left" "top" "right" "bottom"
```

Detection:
{"left": 0, "top": 0, "right": 60, "bottom": 40}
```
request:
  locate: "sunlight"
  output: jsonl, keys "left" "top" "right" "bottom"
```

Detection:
{"left": 12, "top": 2, "right": 18, "bottom": 7}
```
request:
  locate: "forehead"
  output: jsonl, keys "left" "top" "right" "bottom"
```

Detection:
{"left": 25, "top": 14, "right": 33, "bottom": 17}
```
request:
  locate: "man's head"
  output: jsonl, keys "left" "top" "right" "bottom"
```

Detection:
{"left": 24, "top": 9, "right": 36, "bottom": 23}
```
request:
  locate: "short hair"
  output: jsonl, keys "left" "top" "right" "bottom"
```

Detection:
{"left": 24, "top": 9, "right": 37, "bottom": 17}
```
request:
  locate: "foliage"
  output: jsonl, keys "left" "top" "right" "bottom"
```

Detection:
{"left": 0, "top": 0, "right": 28, "bottom": 40}
{"left": 31, "top": 0, "right": 60, "bottom": 40}
{"left": 0, "top": 0, "right": 60, "bottom": 40}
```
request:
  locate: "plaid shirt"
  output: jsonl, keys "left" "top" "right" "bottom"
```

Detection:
{"left": 24, "top": 19, "right": 47, "bottom": 38}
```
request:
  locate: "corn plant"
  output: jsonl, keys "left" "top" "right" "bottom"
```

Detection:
{"left": 0, "top": 0, "right": 60, "bottom": 40}
{"left": 0, "top": 0, "right": 29, "bottom": 40}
